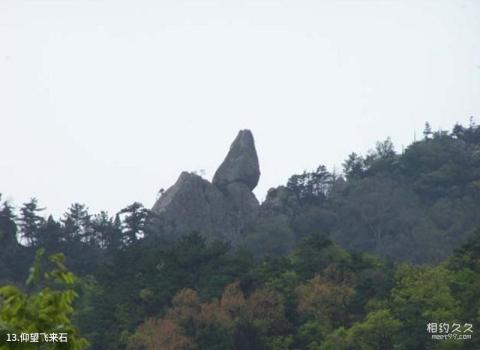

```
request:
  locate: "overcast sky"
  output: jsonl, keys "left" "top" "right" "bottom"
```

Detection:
{"left": 1, "top": 0, "right": 479, "bottom": 218}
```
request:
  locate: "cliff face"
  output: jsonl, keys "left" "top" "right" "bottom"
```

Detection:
{"left": 151, "top": 130, "right": 260, "bottom": 244}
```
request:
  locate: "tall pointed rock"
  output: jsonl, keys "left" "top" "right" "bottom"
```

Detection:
{"left": 213, "top": 130, "right": 260, "bottom": 191}
{"left": 151, "top": 130, "right": 260, "bottom": 244}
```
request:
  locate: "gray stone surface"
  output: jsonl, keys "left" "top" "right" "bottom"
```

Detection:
{"left": 151, "top": 130, "right": 261, "bottom": 243}
{"left": 259, "top": 186, "right": 299, "bottom": 218}
{"left": 223, "top": 182, "right": 260, "bottom": 230}
{"left": 212, "top": 130, "right": 260, "bottom": 191}
{"left": 151, "top": 171, "right": 233, "bottom": 241}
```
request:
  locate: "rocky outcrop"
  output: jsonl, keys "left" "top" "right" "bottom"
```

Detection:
{"left": 259, "top": 186, "right": 300, "bottom": 219}
{"left": 151, "top": 130, "right": 260, "bottom": 243}
{"left": 151, "top": 172, "right": 231, "bottom": 241}
{"left": 213, "top": 130, "right": 260, "bottom": 191}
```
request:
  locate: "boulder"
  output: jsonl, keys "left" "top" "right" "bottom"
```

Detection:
{"left": 212, "top": 130, "right": 260, "bottom": 191}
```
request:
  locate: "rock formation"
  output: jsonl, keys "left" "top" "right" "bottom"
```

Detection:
{"left": 259, "top": 186, "right": 300, "bottom": 219}
{"left": 213, "top": 130, "right": 260, "bottom": 191}
{"left": 151, "top": 130, "right": 260, "bottom": 244}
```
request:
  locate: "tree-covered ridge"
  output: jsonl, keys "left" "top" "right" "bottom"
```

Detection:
{"left": 247, "top": 120, "right": 480, "bottom": 263}
{"left": 0, "top": 120, "right": 479, "bottom": 349}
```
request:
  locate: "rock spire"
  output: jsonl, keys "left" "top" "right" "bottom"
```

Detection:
{"left": 151, "top": 130, "right": 260, "bottom": 243}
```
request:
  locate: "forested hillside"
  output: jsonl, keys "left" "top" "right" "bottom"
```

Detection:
{"left": 246, "top": 120, "right": 480, "bottom": 264}
{"left": 1, "top": 121, "right": 479, "bottom": 349}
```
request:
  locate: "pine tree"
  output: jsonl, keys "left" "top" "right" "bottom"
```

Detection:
{"left": 342, "top": 153, "right": 365, "bottom": 180}
{"left": 62, "top": 203, "right": 92, "bottom": 243}
{"left": 38, "top": 215, "right": 63, "bottom": 251}
{"left": 119, "top": 202, "right": 149, "bottom": 245}
{"left": 423, "top": 122, "right": 432, "bottom": 139}
{"left": 0, "top": 197, "right": 17, "bottom": 247}
{"left": 91, "top": 211, "right": 122, "bottom": 249}
{"left": 18, "top": 198, "right": 45, "bottom": 247}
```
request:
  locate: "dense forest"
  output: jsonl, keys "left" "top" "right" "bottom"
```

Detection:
{"left": 1, "top": 121, "right": 480, "bottom": 349}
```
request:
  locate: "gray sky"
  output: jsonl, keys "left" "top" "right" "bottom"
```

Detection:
{"left": 1, "top": 0, "right": 479, "bottom": 218}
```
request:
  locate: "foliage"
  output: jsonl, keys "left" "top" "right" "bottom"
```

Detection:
{"left": 0, "top": 249, "right": 88, "bottom": 349}
{"left": 0, "top": 121, "right": 480, "bottom": 349}
{"left": 18, "top": 198, "right": 45, "bottom": 247}
{"left": 281, "top": 121, "right": 480, "bottom": 263}
{"left": 129, "top": 282, "right": 289, "bottom": 350}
